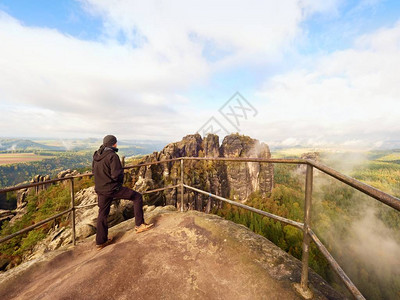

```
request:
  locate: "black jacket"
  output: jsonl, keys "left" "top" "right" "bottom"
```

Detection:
{"left": 92, "top": 146, "right": 124, "bottom": 194}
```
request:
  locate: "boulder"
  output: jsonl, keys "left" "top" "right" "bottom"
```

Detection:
{"left": 16, "top": 189, "right": 28, "bottom": 208}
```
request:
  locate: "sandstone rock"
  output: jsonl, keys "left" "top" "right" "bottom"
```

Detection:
{"left": 127, "top": 133, "right": 274, "bottom": 209}
{"left": 8, "top": 205, "right": 27, "bottom": 225}
{"left": 0, "top": 258, "right": 11, "bottom": 272}
{"left": 57, "top": 170, "right": 70, "bottom": 179}
{"left": 202, "top": 134, "right": 220, "bottom": 157}
{"left": 301, "top": 152, "right": 320, "bottom": 162}
{"left": 16, "top": 189, "right": 28, "bottom": 208}
{"left": 145, "top": 205, "right": 156, "bottom": 212}
{"left": 0, "top": 210, "right": 15, "bottom": 227}
{"left": 21, "top": 186, "right": 146, "bottom": 260}
{"left": 298, "top": 152, "right": 320, "bottom": 174}
{"left": 56, "top": 169, "right": 79, "bottom": 179}
{"left": 120, "top": 199, "right": 135, "bottom": 219}
{"left": 15, "top": 173, "right": 53, "bottom": 210}
{"left": 220, "top": 133, "right": 274, "bottom": 201}
{"left": 0, "top": 210, "right": 14, "bottom": 218}
{"left": 75, "top": 223, "right": 96, "bottom": 239}
{"left": 0, "top": 208, "right": 344, "bottom": 300}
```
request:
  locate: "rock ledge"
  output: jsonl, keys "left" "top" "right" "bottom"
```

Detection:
{"left": 0, "top": 207, "right": 344, "bottom": 300}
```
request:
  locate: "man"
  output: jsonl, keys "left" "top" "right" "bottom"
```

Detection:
{"left": 92, "top": 134, "right": 153, "bottom": 249}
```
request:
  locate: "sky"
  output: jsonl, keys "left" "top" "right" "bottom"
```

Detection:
{"left": 0, "top": 0, "right": 400, "bottom": 148}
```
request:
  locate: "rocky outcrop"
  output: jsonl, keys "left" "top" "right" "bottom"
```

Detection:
{"left": 7, "top": 171, "right": 79, "bottom": 226}
{"left": 15, "top": 171, "right": 77, "bottom": 210}
{"left": 18, "top": 186, "right": 142, "bottom": 264}
{"left": 301, "top": 152, "right": 320, "bottom": 163}
{"left": 0, "top": 208, "right": 344, "bottom": 300}
{"left": 128, "top": 133, "right": 273, "bottom": 209}
{"left": 297, "top": 152, "right": 320, "bottom": 174}
{"left": 56, "top": 169, "right": 79, "bottom": 179}
{"left": 220, "top": 134, "right": 274, "bottom": 201}
{"left": 0, "top": 210, "right": 15, "bottom": 228}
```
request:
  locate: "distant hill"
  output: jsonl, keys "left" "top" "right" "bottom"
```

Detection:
{"left": 0, "top": 138, "right": 166, "bottom": 155}
{"left": 0, "top": 137, "right": 167, "bottom": 189}
{"left": 0, "top": 139, "right": 60, "bottom": 151}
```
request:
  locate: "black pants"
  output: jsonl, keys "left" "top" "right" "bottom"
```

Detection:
{"left": 96, "top": 187, "right": 144, "bottom": 245}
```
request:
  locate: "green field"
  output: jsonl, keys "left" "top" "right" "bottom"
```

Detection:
{"left": 0, "top": 153, "right": 52, "bottom": 166}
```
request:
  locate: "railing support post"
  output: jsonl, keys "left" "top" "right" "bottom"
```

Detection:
{"left": 70, "top": 178, "right": 76, "bottom": 246}
{"left": 295, "top": 164, "right": 313, "bottom": 299}
{"left": 180, "top": 158, "right": 184, "bottom": 212}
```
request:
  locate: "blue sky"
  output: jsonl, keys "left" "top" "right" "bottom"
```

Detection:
{"left": 0, "top": 0, "right": 399, "bottom": 148}
{"left": 0, "top": 0, "right": 102, "bottom": 40}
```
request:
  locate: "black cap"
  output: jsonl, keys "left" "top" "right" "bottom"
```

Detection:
{"left": 103, "top": 135, "right": 117, "bottom": 147}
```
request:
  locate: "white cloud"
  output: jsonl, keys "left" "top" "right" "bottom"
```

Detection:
{"left": 0, "top": 10, "right": 209, "bottom": 139}
{"left": 1, "top": 1, "right": 336, "bottom": 140}
{"left": 281, "top": 137, "right": 301, "bottom": 147}
{"left": 79, "top": 0, "right": 344, "bottom": 70}
{"left": 254, "top": 21, "right": 400, "bottom": 147}
{"left": 300, "top": 0, "right": 343, "bottom": 16}
{"left": 5, "top": 1, "right": 383, "bottom": 143}
{"left": 81, "top": 0, "right": 304, "bottom": 61}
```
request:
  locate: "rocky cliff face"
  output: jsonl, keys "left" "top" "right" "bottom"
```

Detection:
{"left": 128, "top": 133, "right": 274, "bottom": 210}
{"left": 219, "top": 134, "right": 274, "bottom": 201}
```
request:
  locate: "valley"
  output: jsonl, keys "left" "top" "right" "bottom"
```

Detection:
{"left": 0, "top": 134, "right": 399, "bottom": 299}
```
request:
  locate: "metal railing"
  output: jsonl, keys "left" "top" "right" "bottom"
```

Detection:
{"left": 0, "top": 157, "right": 399, "bottom": 300}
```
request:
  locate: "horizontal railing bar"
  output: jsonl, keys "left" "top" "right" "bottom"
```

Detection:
{"left": 2, "top": 157, "right": 399, "bottom": 214}
{"left": 0, "top": 158, "right": 308, "bottom": 194}
{"left": 123, "top": 158, "right": 182, "bottom": 169}
{"left": 308, "top": 160, "right": 400, "bottom": 211}
{"left": 70, "top": 173, "right": 92, "bottom": 179}
{"left": 308, "top": 229, "right": 365, "bottom": 300}
{"left": 0, "top": 177, "right": 76, "bottom": 194}
{"left": 0, "top": 208, "right": 72, "bottom": 244}
{"left": 142, "top": 184, "right": 180, "bottom": 194}
{"left": 182, "top": 157, "right": 307, "bottom": 164}
{"left": 0, "top": 158, "right": 184, "bottom": 193}
{"left": 74, "top": 185, "right": 180, "bottom": 209}
{"left": 184, "top": 184, "right": 304, "bottom": 230}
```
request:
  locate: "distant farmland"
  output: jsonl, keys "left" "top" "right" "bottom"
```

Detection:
{"left": 0, "top": 153, "right": 52, "bottom": 165}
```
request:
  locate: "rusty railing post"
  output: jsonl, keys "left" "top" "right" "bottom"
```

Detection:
{"left": 180, "top": 158, "right": 184, "bottom": 211}
{"left": 70, "top": 178, "right": 76, "bottom": 246}
{"left": 295, "top": 164, "right": 313, "bottom": 298}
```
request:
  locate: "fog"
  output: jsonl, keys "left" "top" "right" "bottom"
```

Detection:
{"left": 61, "top": 140, "right": 73, "bottom": 151}
{"left": 7, "top": 144, "right": 17, "bottom": 151}
{"left": 310, "top": 152, "right": 400, "bottom": 298}
{"left": 344, "top": 208, "right": 400, "bottom": 275}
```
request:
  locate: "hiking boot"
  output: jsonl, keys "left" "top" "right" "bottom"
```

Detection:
{"left": 96, "top": 238, "right": 113, "bottom": 250}
{"left": 135, "top": 222, "right": 154, "bottom": 234}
